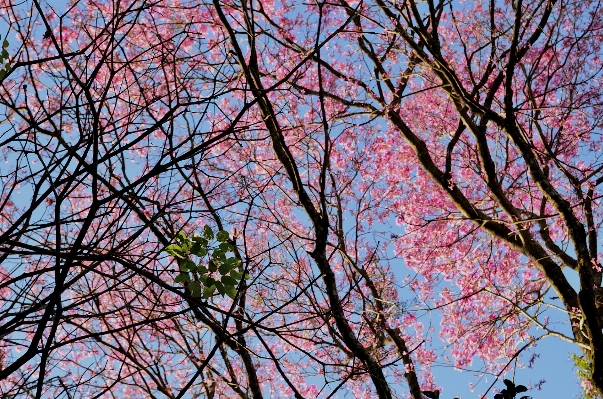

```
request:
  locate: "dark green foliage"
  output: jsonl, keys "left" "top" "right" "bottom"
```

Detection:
{"left": 572, "top": 353, "right": 602, "bottom": 399}
{"left": 0, "top": 37, "right": 10, "bottom": 80}
{"left": 162, "top": 226, "right": 249, "bottom": 299}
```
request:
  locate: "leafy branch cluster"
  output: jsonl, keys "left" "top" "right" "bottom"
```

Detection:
{"left": 573, "top": 353, "right": 602, "bottom": 399}
{"left": 163, "top": 227, "right": 248, "bottom": 299}
{"left": 0, "top": 38, "right": 10, "bottom": 80}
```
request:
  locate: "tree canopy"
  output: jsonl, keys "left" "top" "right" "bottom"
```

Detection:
{"left": 0, "top": 0, "right": 602, "bottom": 397}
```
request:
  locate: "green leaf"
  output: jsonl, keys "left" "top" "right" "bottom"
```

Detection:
{"left": 175, "top": 231, "right": 187, "bottom": 243}
{"left": 2, "top": 39, "right": 8, "bottom": 48}
{"left": 229, "top": 270, "right": 242, "bottom": 281}
{"left": 164, "top": 244, "right": 185, "bottom": 259}
{"left": 225, "top": 257, "right": 242, "bottom": 268}
{"left": 203, "top": 225, "right": 214, "bottom": 240}
{"left": 179, "top": 259, "right": 196, "bottom": 272}
{"left": 218, "top": 263, "right": 231, "bottom": 275}
{"left": 164, "top": 244, "right": 181, "bottom": 252}
{"left": 213, "top": 249, "right": 226, "bottom": 262}
{"left": 174, "top": 273, "right": 190, "bottom": 283}
{"left": 190, "top": 241, "right": 200, "bottom": 255}
{"left": 192, "top": 235, "right": 208, "bottom": 247}
{"left": 215, "top": 281, "right": 225, "bottom": 296}
{"left": 0, "top": 69, "right": 5, "bottom": 80}
{"left": 225, "top": 284, "right": 237, "bottom": 299}
{"left": 216, "top": 230, "right": 229, "bottom": 242}
{"left": 222, "top": 268, "right": 250, "bottom": 282}
{"left": 190, "top": 241, "right": 204, "bottom": 256}
{"left": 197, "top": 265, "right": 208, "bottom": 274}
{"left": 177, "top": 236, "right": 191, "bottom": 252}
{"left": 189, "top": 281, "right": 201, "bottom": 297}
{"left": 208, "top": 260, "right": 217, "bottom": 273}
{"left": 203, "top": 284, "right": 216, "bottom": 299}
{"left": 1, "top": 49, "right": 8, "bottom": 59}
{"left": 219, "top": 242, "right": 234, "bottom": 253}
{"left": 221, "top": 275, "right": 237, "bottom": 287}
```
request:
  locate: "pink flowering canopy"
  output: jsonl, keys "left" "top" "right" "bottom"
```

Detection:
{"left": 0, "top": 0, "right": 602, "bottom": 398}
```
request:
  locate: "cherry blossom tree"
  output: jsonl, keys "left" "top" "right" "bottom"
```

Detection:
{"left": 0, "top": 0, "right": 601, "bottom": 398}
